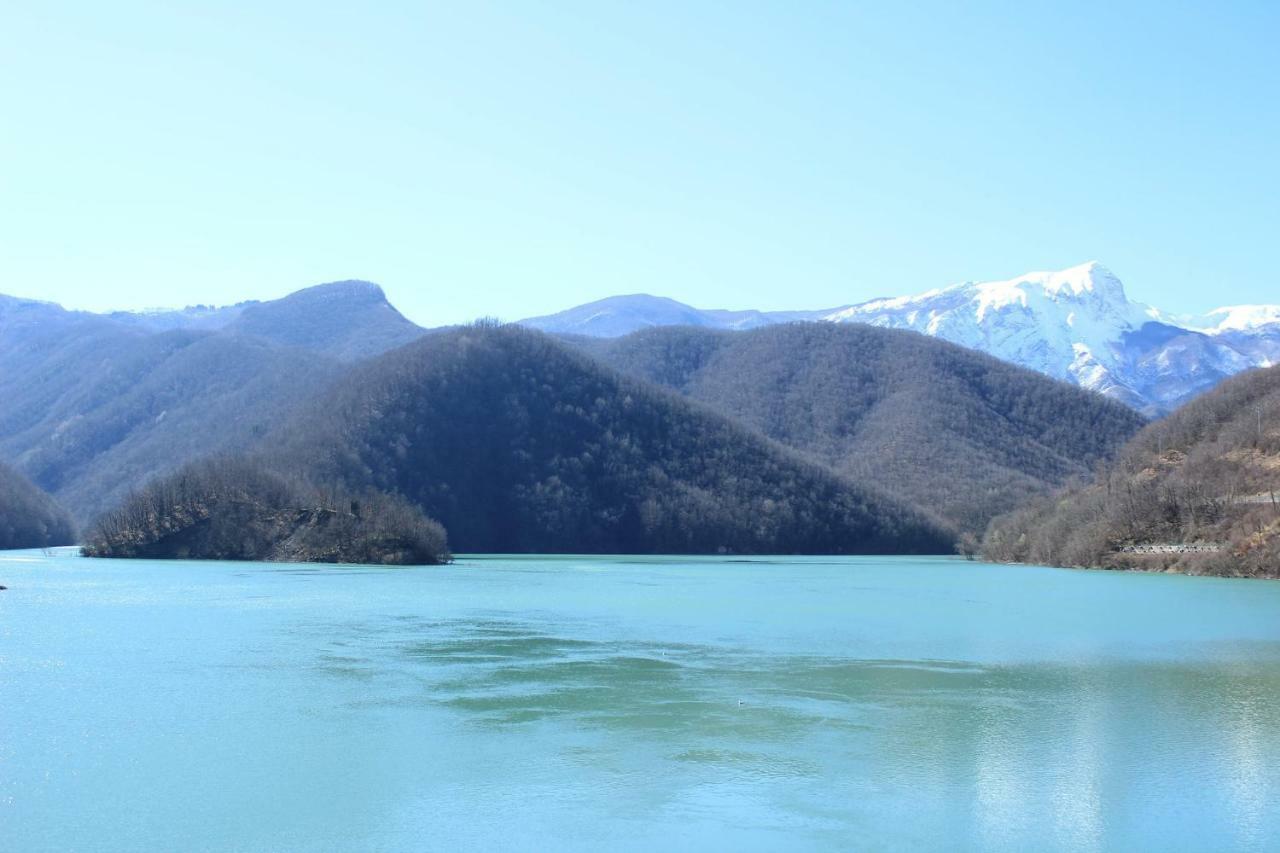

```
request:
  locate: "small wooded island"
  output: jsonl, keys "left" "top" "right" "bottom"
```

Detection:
{"left": 81, "top": 458, "right": 451, "bottom": 565}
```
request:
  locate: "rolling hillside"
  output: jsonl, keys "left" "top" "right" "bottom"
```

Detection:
{"left": 0, "top": 461, "right": 75, "bottom": 549}
{"left": 270, "top": 324, "right": 953, "bottom": 554}
{"left": 582, "top": 323, "right": 1146, "bottom": 535}
{"left": 983, "top": 365, "right": 1280, "bottom": 577}
{"left": 0, "top": 290, "right": 366, "bottom": 523}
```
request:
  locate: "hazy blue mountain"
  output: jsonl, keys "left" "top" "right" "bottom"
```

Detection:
{"left": 521, "top": 293, "right": 830, "bottom": 337}
{"left": 107, "top": 302, "right": 249, "bottom": 332}
{"left": 0, "top": 317, "right": 344, "bottom": 525}
{"left": 0, "top": 279, "right": 424, "bottom": 524}
{"left": 0, "top": 287, "right": 399, "bottom": 523}
{"left": 105, "top": 280, "right": 424, "bottom": 360}
{"left": 225, "top": 280, "right": 424, "bottom": 360}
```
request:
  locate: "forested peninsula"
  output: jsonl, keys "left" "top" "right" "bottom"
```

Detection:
{"left": 982, "top": 365, "right": 1280, "bottom": 578}
{"left": 82, "top": 458, "right": 449, "bottom": 565}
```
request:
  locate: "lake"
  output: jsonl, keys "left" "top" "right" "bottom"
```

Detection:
{"left": 2, "top": 550, "right": 1279, "bottom": 851}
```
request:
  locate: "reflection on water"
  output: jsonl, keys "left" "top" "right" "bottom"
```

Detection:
{"left": 1222, "top": 664, "right": 1270, "bottom": 849}
{"left": 3, "top": 551, "right": 1280, "bottom": 851}
{"left": 301, "top": 610, "right": 1280, "bottom": 851}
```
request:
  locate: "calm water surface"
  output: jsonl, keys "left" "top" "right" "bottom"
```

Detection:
{"left": 3, "top": 550, "right": 1279, "bottom": 851}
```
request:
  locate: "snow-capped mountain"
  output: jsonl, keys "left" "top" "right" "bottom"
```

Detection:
{"left": 519, "top": 263, "right": 1280, "bottom": 414}
{"left": 813, "top": 262, "right": 1272, "bottom": 413}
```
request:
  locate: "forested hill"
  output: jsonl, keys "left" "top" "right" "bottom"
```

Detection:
{"left": 0, "top": 461, "right": 75, "bottom": 549}
{"left": 983, "top": 365, "right": 1280, "bottom": 577}
{"left": 270, "top": 324, "right": 954, "bottom": 555}
{"left": 580, "top": 323, "right": 1146, "bottom": 535}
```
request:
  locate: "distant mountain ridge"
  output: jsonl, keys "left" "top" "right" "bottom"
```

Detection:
{"left": 520, "top": 263, "right": 1280, "bottom": 414}
{"left": 103, "top": 280, "right": 424, "bottom": 360}
{"left": 0, "top": 281, "right": 422, "bottom": 523}
{"left": 520, "top": 294, "right": 821, "bottom": 337}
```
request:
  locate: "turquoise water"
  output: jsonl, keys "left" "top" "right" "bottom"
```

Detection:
{"left": 3, "top": 550, "right": 1280, "bottom": 852}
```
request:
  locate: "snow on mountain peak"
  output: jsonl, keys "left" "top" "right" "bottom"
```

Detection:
{"left": 970, "top": 261, "right": 1125, "bottom": 313}
{"left": 817, "top": 263, "right": 1277, "bottom": 412}
{"left": 814, "top": 263, "right": 1150, "bottom": 389}
{"left": 1045, "top": 260, "right": 1119, "bottom": 294}
{"left": 1195, "top": 304, "right": 1280, "bottom": 333}
{"left": 517, "top": 262, "right": 1280, "bottom": 414}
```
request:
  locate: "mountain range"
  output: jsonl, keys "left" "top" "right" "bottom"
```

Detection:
{"left": 0, "top": 265, "right": 1270, "bottom": 565}
{"left": 521, "top": 262, "right": 1280, "bottom": 415}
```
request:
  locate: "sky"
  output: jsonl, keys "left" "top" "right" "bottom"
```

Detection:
{"left": 2, "top": 1, "right": 1277, "bottom": 326}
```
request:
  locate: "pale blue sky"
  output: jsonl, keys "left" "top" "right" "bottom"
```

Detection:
{"left": 2, "top": 1, "right": 1277, "bottom": 326}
